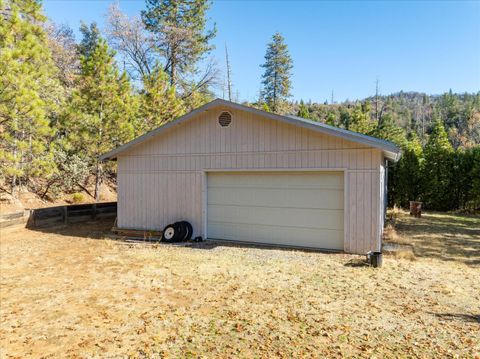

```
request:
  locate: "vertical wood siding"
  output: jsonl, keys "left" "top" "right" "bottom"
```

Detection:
{"left": 117, "top": 107, "right": 384, "bottom": 254}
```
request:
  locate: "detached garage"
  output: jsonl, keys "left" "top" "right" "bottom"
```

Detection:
{"left": 207, "top": 171, "right": 345, "bottom": 250}
{"left": 101, "top": 99, "right": 401, "bottom": 254}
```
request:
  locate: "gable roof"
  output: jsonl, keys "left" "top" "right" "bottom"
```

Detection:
{"left": 100, "top": 98, "right": 401, "bottom": 162}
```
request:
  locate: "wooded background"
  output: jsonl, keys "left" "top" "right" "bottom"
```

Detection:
{"left": 1, "top": 0, "right": 479, "bottom": 212}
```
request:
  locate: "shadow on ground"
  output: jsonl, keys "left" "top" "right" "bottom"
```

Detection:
{"left": 343, "top": 258, "right": 370, "bottom": 267}
{"left": 394, "top": 212, "right": 480, "bottom": 266}
{"left": 25, "top": 219, "right": 115, "bottom": 240}
{"left": 24, "top": 211, "right": 480, "bottom": 266}
{"left": 25, "top": 220, "right": 351, "bottom": 257}
{"left": 430, "top": 312, "right": 480, "bottom": 324}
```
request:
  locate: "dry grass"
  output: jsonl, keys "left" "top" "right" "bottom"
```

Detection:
{"left": 1, "top": 217, "right": 479, "bottom": 358}
{"left": 387, "top": 209, "right": 480, "bottom": 266}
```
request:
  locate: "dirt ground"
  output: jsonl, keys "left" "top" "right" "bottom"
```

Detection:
{"left": 1, "top": 213, "right": 479, "bottom": 358}
{"left": 0, "top": 182, "right": 117, "bottom": 215}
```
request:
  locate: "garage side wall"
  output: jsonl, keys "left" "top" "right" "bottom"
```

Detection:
{"left": 117, "top": 107, "right": 384, "bottom": 254}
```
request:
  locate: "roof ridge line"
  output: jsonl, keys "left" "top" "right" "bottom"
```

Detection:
{"left": 100, "top": 99, "right": 401, "bottom": 161}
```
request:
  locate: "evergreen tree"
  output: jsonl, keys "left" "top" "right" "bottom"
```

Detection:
{"left": 261, "top": 102, "right": 271, "bottom": 113}
{"left": 450, "top": 148, "right": 474, "bottom": 209}
{"left": 469, "top": 147, "right": 480, "bottom": 209}
{"left": 373, "top": 113, "right": 407, "bottom": 147}
{"left": 422, "top": 120, "right": 455, "bottom": 210}
{"left": 180, "top": 79, "right": 215, "bottom": 111}
{"left": 297, "top": 100, "right": 310, "bottom": 119}
{"left": 78, "top": 22, "right": 101, "bottom": 58}
{"left": 260, "top": 32, "right": 293, "bottom": 113}
{"left": 349, "top": 102, "right": 375, "bottom": 134}
{"left": 390, "top": 133, "right": 423, "bottom": 207}
{"left": 139, "top": 64, "right": 184, "bottom": 133}
{"left": 339, "top": 108, "right": 351, "bottom": 129}
{"left": 325, "top": 112, "right": 336, "bottom": 126}
{"left": 0, "top": 0, "right": 62, "bottom": 196}
{"left": 141, "top": 0, "right": 216, "bottom": 87}
{"left": 65, "top": 33, "right": 137, "bottom": 199}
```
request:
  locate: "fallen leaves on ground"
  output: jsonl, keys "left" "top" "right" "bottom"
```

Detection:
{"left": 0, "top": 218, "right": 479, "bottom": 358}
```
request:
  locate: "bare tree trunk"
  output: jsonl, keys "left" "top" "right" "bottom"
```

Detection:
{"left": 225, "top": 43, "right": 232, "bottom": 101}
{"left": 94, "top": 160, "right": 102, "bottom": 202}
{"left": 11, "top": 174, "right": 16, "bottom": 198}
{"left": 41, "top": 180, "right": 55, "bottom": 199}
{"left": 94, "top": 101, "right": 104, "bottom": 204}
{"left": 170, "top": 48, "right": 176, "bottom": 86}
{"left": 11, "top": 119, "right": 17, "bottom": 198}
{"left": 76, "top": 182, "right": 95, "bottom": 199}
{"left": 273, "top": 71, "right": 277, "bottom": 112}
{"left": 92, "top": 160, "right": 102, "bottom": 220}
{"left": 18, "top": 129, "right": 26, "bottom": 193}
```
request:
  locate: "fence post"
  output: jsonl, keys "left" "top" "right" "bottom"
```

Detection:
{"left": 63, "top": 206, "right": 68, "bottom": 225}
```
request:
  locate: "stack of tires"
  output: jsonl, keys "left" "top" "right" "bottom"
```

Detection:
{"left": 161, "top": 221, "right": 193, "bottom": 243}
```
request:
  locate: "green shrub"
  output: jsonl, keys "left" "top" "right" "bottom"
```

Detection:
{"left": 72, "top": 192, "right": 84, "bottom": 203}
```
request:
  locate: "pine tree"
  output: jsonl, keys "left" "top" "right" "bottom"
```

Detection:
{"left": 422, "top": 120, "right": 455, "bottom": 210}
{"left": 78, "top": 22, "right": 101, "bottom": 58}
{"left": 390, "top": 133, "right": 423, "bottom": 207}
{"left": 349, "top": 102, "right": 375, "bottom": 134}
{"left": 141, "top": 0, "right": 216, "bottom": 87}
{"left": 261, "top": 102, "right": 271, "bottom": 113}
{"left": 65, "top": 33, "right": 137, "bottom": 199}
{"left": 297, "top": 100, "right": 310, "bottom": 119}
{"left": 450, "top": 148, "right": 474, "bottom": 209}
{"left": 469, "top": 147, "right": 480, "bottom": 209}
{"left": 260, "top": 32, "right": 293, "bottom": 113}
{"left": 0, "top": 0, "right": 62, "bottom": 196}
{"left": 339, "top": 108, "right": 351, "bottom": 130}
{"left": 373, "top": 113, "right": 407, "bottom": 147}
{"left": 139, "top": 64, "right": 184, "bottom": 133}
{"left": 325, "top": 112, "right": 336, "bottom": 126}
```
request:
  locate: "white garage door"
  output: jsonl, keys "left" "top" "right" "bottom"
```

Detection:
{"left": 207, "top": 171, "right": 344, "bottom": 250}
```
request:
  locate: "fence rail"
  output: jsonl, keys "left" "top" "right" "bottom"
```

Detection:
{"left": 26, "top": 202, "right": 117, "bottom": 228}
{"left": 0, "top": 210, "right": 29, "bottom": 229}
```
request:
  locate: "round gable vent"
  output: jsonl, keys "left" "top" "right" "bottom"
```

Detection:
{"left": 218, "top": 111, "right": 232, "bottom": 127}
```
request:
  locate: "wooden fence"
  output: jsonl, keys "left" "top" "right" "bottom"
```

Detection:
{"left": 0, "top": 210, "right": 29, "bottom": 229}
{"left": 26, "top": 202, "right": 117, "bottom": 228}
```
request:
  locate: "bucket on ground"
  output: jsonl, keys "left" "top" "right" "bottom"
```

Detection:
{"left": 366, "top": 251, "right": 383, "bottom": 268}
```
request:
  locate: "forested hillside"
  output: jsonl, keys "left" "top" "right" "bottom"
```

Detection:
{"left": 0, "top": 0, "right": 478, "bottom": 212}
{"left": 278, "top": 92, "right": 480, "bottom": 211}
{"left": 289, "top": 91, "right": 480, "bottom": 149}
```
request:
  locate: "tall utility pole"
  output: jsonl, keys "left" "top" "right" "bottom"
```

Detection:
{"left": 225, "top": 43, "right": 232, "bottom": 101}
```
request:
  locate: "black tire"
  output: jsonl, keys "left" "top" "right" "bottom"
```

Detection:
{"left": 180, "top": 221, "right": 193, "bottom": 241}
{"left": 162, "top": 224, "right": 176, "bottom": 242}
{"left": 173, "top": 222, "right": 185, "bottom": 242}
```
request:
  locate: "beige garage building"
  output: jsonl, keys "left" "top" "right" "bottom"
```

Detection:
{"left": 101, "top": 99, "right": 401, "bottom": 254}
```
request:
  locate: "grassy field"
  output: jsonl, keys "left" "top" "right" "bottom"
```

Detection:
{"left": 1, "top": 212, "right": 479, "bottom": 358}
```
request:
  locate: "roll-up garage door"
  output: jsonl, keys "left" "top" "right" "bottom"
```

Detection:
{"left": 207, "top": 171, "right": 344, "bottom": 250}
